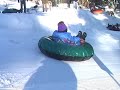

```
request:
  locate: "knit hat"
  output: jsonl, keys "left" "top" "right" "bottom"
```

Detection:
{"left": 58, "top": 21, "right": 67, "bottom": 32}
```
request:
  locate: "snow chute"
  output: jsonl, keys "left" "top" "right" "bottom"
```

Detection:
{"left": 38, "top": 36, "right": 94, "bottom": 61}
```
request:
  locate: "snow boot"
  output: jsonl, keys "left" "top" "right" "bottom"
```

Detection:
{"left": 76, "top": 31, "right": 82, "bottom": 38}
{"left": 82, "top": 32, "right": 87, "bottom": 40}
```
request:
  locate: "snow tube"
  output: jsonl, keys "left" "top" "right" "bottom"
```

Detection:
{"left": 91, "top": 9, "right": 103, "bottom": 14}
{"left": 2, "top": 8, "right": 21, "bottom": 13}
{"left": 38, "top": 36, "right": 94, "bottom": 61}
{"left": 107, "top": 24, "right": 120, "bottom": 31}
{"left": 107, "top": 27, "right": 120, "bottom": 31}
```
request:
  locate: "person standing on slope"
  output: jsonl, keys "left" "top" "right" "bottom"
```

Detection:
{"left": 41, "top": 0, "right": 48, "bottom": 12}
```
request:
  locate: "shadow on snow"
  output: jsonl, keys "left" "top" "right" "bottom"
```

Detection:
{"left": 23, "top": 59, "right": 77, "bottom": 90}
{"left": 93, "top": 54, "right": 120, "bottom": 87}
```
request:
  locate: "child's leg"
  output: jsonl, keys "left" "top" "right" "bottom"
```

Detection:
{"left": 76, "top": 31, "right": 82, "bottom": 38}
{"left": 82, "top": 32, "right": 87, "bottom": 40}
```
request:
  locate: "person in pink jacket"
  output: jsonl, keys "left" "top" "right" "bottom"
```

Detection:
{"left": 52, "top": 21, "right": 87, "bottom": 45}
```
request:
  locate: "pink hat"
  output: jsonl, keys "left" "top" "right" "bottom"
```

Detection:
{"left": 58, "top": 21, "right": 67, "bottom": 32}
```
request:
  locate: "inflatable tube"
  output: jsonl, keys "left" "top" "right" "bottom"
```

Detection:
{"left": 91, "top": 9, "right": 103, "bottom": 14}
{"left": 38, "top": 36, "right": 94, "bottom": 61}
{"left": 107, "top": 24, "right": 120, "bottom": 31}
{"left": 107, "top": 27, "right": 120, "bottom": 31}
{"left": 2, "top": 8, "right": 21, "bottom": 13}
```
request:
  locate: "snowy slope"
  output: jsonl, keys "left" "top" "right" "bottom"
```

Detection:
{"left": 0, "top": 1, "right": 120, "bottom": 90}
